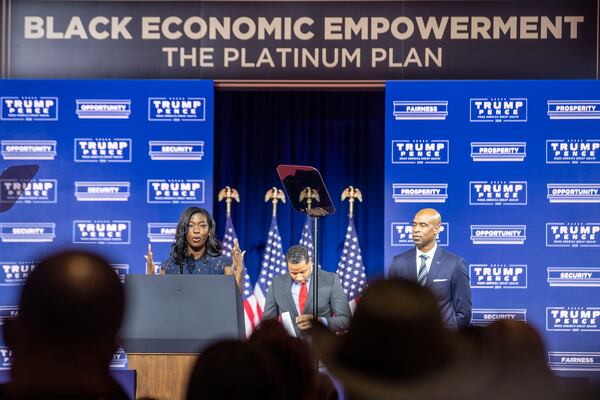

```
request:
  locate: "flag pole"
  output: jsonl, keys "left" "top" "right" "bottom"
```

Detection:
{"left": 340, "top": 186, "right": 366, "bottom": 314}
{"left": 218, "top": 186, "right": 256, "bottom": 336}
{"left": 341, "top": 186, "right": 363, "bottom": 219}
{"left": 265, "top": 187, "right": 286, "bottom": 217}
{"left": 254, "top": 188, "right": 287, "bottom": 324}
{"left": 218, "top": 186, "right": 240, "bottom": 218}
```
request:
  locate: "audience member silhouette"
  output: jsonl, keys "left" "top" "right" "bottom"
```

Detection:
{"left": 0, "top": 250, "right": 127, "bottom": 400}
{"left": 185, "top": 339, "right": 285, "bottom": 399}
{"left": 249, "top": 319, "right": 318, "bottom": 400}
{"left": 2, "top": 252, "right": 594, "bottom": 400}
{"left": 312, "top": 278, "right": 492, "bottom": 400}
{"left": 475, "top": 320, "right": 561, "bottom": 400}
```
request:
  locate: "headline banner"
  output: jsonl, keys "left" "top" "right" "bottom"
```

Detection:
{"left": 3, "top": 0, "right": 597, "bottom": 82}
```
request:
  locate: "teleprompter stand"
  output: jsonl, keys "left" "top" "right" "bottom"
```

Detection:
{"left": 277, "top": 164, "right": 335, "bottom": 328}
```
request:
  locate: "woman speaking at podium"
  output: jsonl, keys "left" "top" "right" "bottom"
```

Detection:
{"left": 145, "top": 206, "right": 244, "bottom": 289}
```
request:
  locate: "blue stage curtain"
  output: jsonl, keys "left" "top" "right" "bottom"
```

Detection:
{"left": 214, "top": 90, "right": 385, "bottom": 282}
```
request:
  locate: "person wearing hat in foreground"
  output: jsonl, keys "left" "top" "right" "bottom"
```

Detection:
{"left": 311, "top": 278, "right": 491, "bottom": 400}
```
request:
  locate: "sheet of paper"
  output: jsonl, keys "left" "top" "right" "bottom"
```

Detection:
{"left": 281, "top": 312, "right": 297, "bottom": 337}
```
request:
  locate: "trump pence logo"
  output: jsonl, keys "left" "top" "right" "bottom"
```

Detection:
{"left": 470, "top": 181, "right": 527, "bottom": 206}
{"left": 73, "top": 220, "right": 131, "bottom": 245}
{"left": 1, "top": 97, "right": 58, "bottom": 121}
{"left": 546, "top": 140, "right": 600, "bottom": 164}
{"left": 0, "top": 179, "right": 57, "bottom": 204}
{"left": 470, "top": 98, "right": 527, "bottom": 122}
{"left": 391, "top": 140, "right": 449, "bottom": 164}
{"left": 546, "top": 223, "right": 600, "bottom": 247}
{"left": 74, "top": 138, "right": 132, "bottom": 163}
{"left": 147, "top": 179, "right": 205, "bottom": 204}
{"left": 0, "top": 261, "right": 37, "bottom": 286}
{"left": 148, "top": 97, "right": 206, "bottom": 121}
{"left": 547, "top": 307, "right": 600, "bottom": 332}
{"left": 391, "top": 222, "right": 449, "bottom": 246}
{"left": 470, "top": 264, "right": 527, "bottom": 289}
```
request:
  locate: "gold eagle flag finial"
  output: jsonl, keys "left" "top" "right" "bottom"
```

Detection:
{"left": 218, "top": 186, "right": 240, "bottom": 217}
{"left": 264, "top": 187, "right": 286, "bottom": 217}
{"left": 341, "top": 186, "right": 363, "bottom": 218}
{"left": 299, "top": 187, "right": 320, "bottom": 211}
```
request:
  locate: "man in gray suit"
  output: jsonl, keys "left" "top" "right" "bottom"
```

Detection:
{"left": 389, "top": 208, "right": 472, "bottom": 330}
{"left": 262, "top": 245, "right": 351, "bottom": 337}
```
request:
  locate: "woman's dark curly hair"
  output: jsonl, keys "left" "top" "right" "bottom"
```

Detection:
{"left": 170, "top": 207, "right": 223, "bottom": 268}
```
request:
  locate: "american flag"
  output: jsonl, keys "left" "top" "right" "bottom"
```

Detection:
{"left": 222, "top": 215, "right": 257, "bottom": 336}
{"left": 253, "top": 215, "right": 287, "bottom": 322}
{"left": 299, "top": 214, "right": 314, "bottom": 253}
{"left": 299, "top": 215, "right": 321, "bottom": 268}
{"left": 336, "top": 217, "right": 367, "bottom": 313}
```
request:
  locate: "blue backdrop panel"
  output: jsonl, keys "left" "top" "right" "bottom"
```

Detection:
{"left": 0, "top": 79, "right": 214, "bottom": 370}
{"left": 385, "top": 80, "right": 600, "bottom": 378}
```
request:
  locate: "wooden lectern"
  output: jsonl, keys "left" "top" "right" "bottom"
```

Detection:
{"left": 128, "top": 354, "right": 197, "bottom": 400}
{"left": 121, "top": 275, "right": 245, "bottom": 400}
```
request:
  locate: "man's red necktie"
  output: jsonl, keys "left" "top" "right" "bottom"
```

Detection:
{"left": 298, "top": 282, "right": 307, "bottom": 313}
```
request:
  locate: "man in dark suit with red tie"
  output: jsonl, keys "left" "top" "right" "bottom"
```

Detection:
{"left": 262, "top": 245, "right": 351, "bottom": 337}
{"left": 389, "top": 208, "right": 472, "bottom": 330}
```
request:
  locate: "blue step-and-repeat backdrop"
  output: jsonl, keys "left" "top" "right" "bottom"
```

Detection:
{"left": 0, "top": 79, "right": 214, "bottom": 370}
{"left": 385, "top": 80, "right": 600, "bottom": 377}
